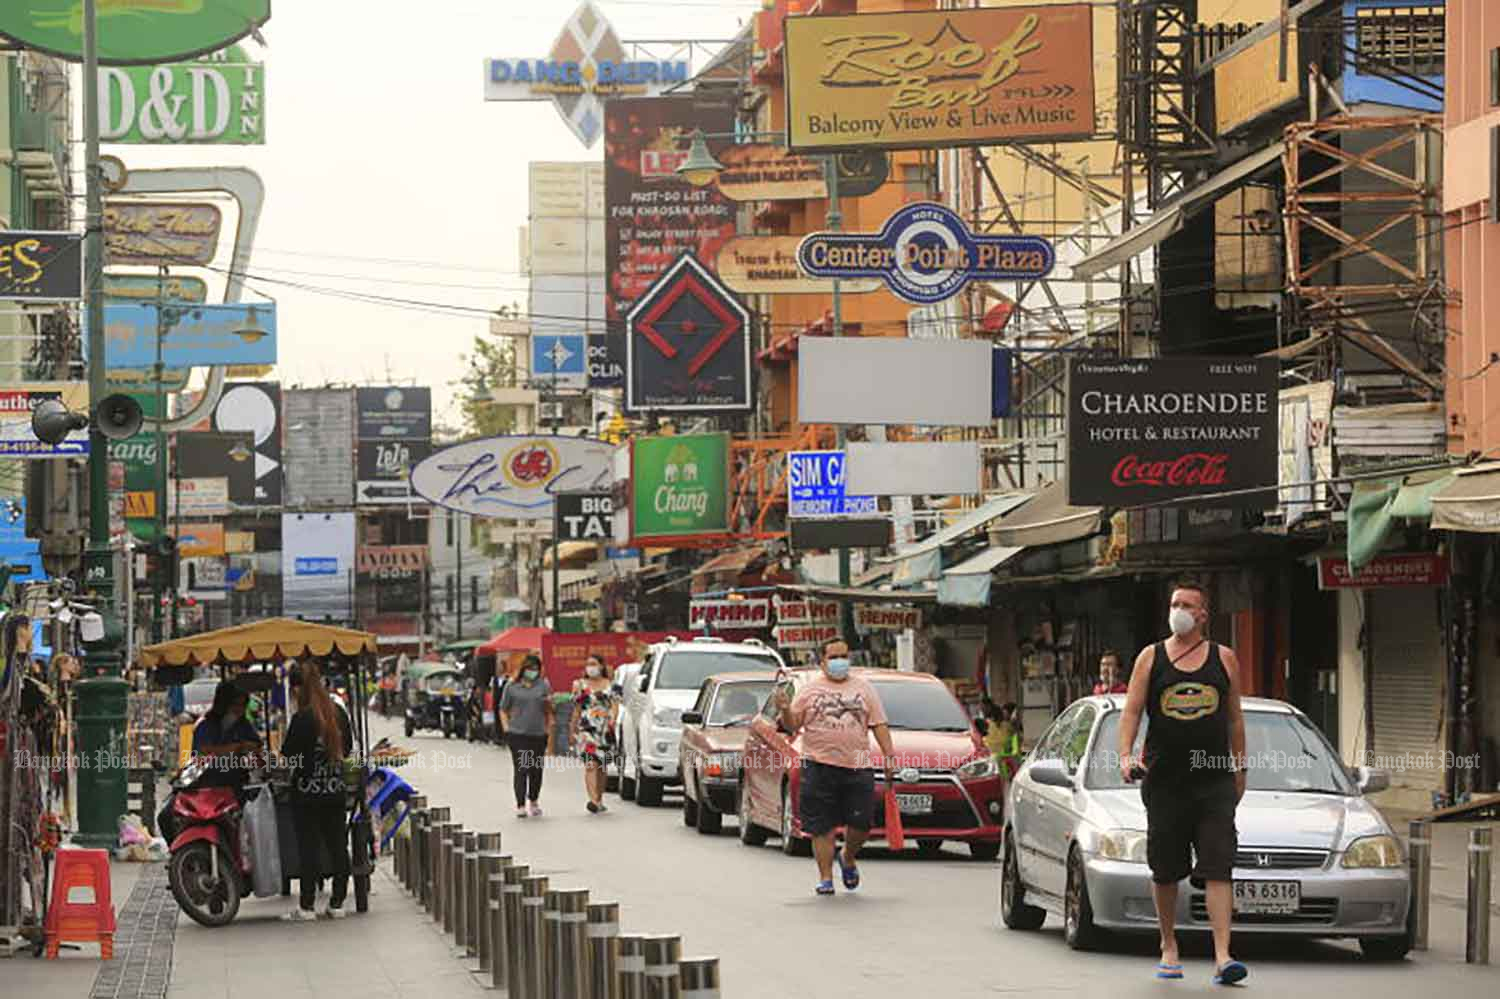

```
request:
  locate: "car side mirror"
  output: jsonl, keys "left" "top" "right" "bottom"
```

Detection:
{"left": 1356, "top": 766, "right": 1390, "bottom": 795}
{"left": 681, "top": 711, "right": 703, "bottom": 726}
{"left": 1028, "top": 759, "right": 1074, "bottom": 789}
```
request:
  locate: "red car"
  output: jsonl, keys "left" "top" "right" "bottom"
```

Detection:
{"left": 738, "top": 667, "right": 1004, "bottom": 860}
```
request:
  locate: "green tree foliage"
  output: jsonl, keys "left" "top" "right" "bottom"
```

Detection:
{"left": 453, "top": 314, "right": 522, "bottom": 440}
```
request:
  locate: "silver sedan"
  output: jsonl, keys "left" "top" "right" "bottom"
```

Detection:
{"left": 999, "top": 695, "right": 1412, "bottom": 960}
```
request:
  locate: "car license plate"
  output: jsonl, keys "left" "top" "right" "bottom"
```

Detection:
{"left": 1233, "top": 880, "right": 1300, "bottom": 915}
{"left": 895, "top": 794, "right": 933, "bottom": 815}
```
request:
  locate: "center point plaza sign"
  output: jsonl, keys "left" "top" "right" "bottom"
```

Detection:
{"left": 783, "top": 4, "right": 1095, "bottom": 152}
{"left": 483, "top": 0, "right": 688, "bottom": 148}
{"left": 410, "top": 434, "right": 614, "bottom": 521}
{"left": 1066, "top": 358, "right": 1279, "bottom": 508}
{"left": 798, "top": 202, "right": 1053, "bottom": 306}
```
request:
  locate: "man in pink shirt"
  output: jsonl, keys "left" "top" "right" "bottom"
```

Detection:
{"left": 773, "top": 639, "right": 897, "bottom": 896}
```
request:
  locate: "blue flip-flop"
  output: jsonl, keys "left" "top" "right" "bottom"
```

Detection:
{"left": 1156, "top": 963, "right": 1183, "bottom": 980}
{"left": 1212, "top": 961, "right": 1248, "bottom": 986}
{"left": 835, "top": 852, "right": 860, "bottom": 890}
{"left": 814, "top": 880, "right": 835, "bottom": 896}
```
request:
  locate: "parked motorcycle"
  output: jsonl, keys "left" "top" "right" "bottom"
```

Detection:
{"left": 159, "top": 758, "right": 255, "bottom": 927}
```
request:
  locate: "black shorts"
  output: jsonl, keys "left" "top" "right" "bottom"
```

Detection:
{"left": 798, "top": 760, "right": 875, "bottom": 836}
{"left": 1141, "top": 775, "right": 1238, "bottom": 885}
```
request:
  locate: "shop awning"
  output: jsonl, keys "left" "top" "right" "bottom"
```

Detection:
{"left": 936, "top": 546, "right": 1025, "bottom": 608}
{"left": 141, "top": 618, "right": 378, "bottom": 668}
{"left": 779, "top": 583, "right": 938, "bottom": 604}
{"left": 877, "top": 493, "right": 1032, "bottom": 563}
{"left": 987, "top": 480, "right": 1102, "bottom": 548}
{"left": 542, "top": 541, "right": 599, "bottom": 569}
{"left": 691, "top": 546, "right": 763, "bottom": 577}
{"left": 945, "top": 545, "right": 1026, "bottom": 575}
{"left": 1347, "top": 466, "right": 1458, "bottom": 568}
{"left": 1431, "top": 463, "right": 1500, "bottom": 533}
{"left": 1072, "top": 142, "right": 1285, "bottom": 280}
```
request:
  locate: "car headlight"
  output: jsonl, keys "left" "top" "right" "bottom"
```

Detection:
{"left": 653, "top": 707, "right": 683, "bottom": 726}
{"left": 1095, "top": 829, "right": 1149, "bottom": 864}
{"left": 957, "top": 755, "right": 999, "bottom": 780}
{"left": 704, "top": 752, "right": 741, "bottom": 778}
{"left": 1342, "top": 834, "right": 1403, "bottom": 869}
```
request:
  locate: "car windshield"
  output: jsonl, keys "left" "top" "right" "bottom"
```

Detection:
{"left": 870, "top": 681, "right": 972, "bottom": 731}
{"left": 708, "top": 681, "right": 773, "bottom": 725}
{"left": 1086, "top": 709, "right": 1355, "bottom": 794}
{"left": 655, "top": 652, "right": 778, "bottom": 691}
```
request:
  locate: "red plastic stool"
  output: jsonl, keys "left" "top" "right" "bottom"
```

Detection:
{"left": 44, "top": 848, "right": 116, "bottom": 959}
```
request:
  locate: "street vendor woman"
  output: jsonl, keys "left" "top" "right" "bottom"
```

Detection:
{"left": 192, "top": 681, "right": 261, "bottom": 792}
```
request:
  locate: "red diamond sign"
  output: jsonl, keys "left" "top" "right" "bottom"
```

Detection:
{"left": 624, "top": 253, "right": 752, "bottom": 414}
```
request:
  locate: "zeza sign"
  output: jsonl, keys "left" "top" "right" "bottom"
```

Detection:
{"left": 100, "top": 51, "right": 265, "bottom": 144}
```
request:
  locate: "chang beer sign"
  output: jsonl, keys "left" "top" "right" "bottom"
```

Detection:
{"left": 100, "top": 45, "right": 265, "bottom": 144}
{"left": 0, "top": 1, "right": 270, "bottom": 65}
{"left": 631, "top": 433, "right": 729, "bottom": 543}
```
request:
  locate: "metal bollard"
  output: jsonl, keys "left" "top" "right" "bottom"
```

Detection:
{"left": 479, "top": 854, "right": 511, "bottom": 975}
{"left": 447, "top": 836, "right": 466, "bottom": 938}
{"left": 406, "top": 796, "right": 427, "bottom": 897}
{"left": 394, "top": 822, "right": 405, "bottom": 886}
{"left": 501, "top": 865, "right": 530, "bottom": 995}
{"left": 587, "top": 902, "right": 620, "bottom": 999}
{"left": 434, "top": 821, "right": 458, "bottom": 923}
{"left": 521, "top": 876, "right": 550, "bottom": 999}
{"left": 617, "top": 935, "right": 646, "bottom": 999}
{"left": 462, "top": 846, "right": 479, "bottom": 956}
{"left": 471, "top": 833, "right": 500, "bottom": 957}
{"left": 1409, "top": 818, "right": 1431, "bottom": 951}
{"left": 553, "top": 889, "right": 589, "bottom": 999}
{"left": 642, "top": 935, "right": 680, "bottom": 999}
{"left": 426, "top": 807, "right": 451, "bottom": 912}
{"left": 488, "top": 891, "right": 505, "bottom": 992}
{"left": 543, "top": 890, "right": 563, "bottom": 996}
{"left": 677, "top": 957, "right": 718, "bottom": 999}
{"left": 1468, "top": 826, "right": 1492, "bottom": 965}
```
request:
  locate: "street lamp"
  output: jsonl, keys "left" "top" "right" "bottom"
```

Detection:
{"left": 676, "top": 129, "right": 725, "bottom": 188}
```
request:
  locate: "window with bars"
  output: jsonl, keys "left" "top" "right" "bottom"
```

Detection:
{"left": 1354, "top": 6, "right": 1445, "bottom": 79}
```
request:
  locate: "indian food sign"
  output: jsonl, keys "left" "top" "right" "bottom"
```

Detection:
{"left": 784, "top": 4, "right": 1095, "bottom": 151}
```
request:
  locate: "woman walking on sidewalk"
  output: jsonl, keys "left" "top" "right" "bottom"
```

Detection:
{"left": 281, "top": 662, "right": 353, "bottom": 921}
{"left": 500, "top": 655, "right": 554, "bottom": 818}
{"left": 570, "top": 656, "right": 618, "bottom": 814}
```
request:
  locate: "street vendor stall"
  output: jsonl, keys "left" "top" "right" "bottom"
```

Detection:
{"left": 139, "top": 618, "right": 396, "bottom": 916}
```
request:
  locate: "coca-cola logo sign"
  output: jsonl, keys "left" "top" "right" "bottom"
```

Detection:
{"left": 1068, "top": 358, "right": 1277, "bottom": 507}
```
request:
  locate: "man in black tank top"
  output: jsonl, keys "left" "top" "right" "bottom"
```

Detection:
{"left": 1118, "top": 582, "right": 1248, "bottom": 986}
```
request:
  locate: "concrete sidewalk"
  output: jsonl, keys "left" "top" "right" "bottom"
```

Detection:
{"left": 1386, "top": 808, "right": 1500, "bottom": 920}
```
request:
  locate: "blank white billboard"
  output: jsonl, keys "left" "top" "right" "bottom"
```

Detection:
{"left": 282, "top": 512, "right": 356, "bottom": 622}
{"left": 845, "top": 442, "right": 981, "bottom": 497}
{"left": 797, "top": 338, "right": 993, "bottom": 427}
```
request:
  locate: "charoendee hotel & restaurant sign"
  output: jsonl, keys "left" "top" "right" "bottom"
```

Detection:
{"left": 1066, "top": 358, "right": 1278, "bottom": 508}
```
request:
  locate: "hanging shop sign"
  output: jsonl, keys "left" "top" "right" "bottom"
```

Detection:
{"left": 357, "top": 439, "right": 432, "bottom": 505}
{"left": 689, "top": 598, "right": 772, "bottom": 631}
{"left": 410, "top": 434, "right": 614, "bottom": 521}
{"left": 167, "top": 477, "right": 230, "bottom": 518}
{"left": 787, "top": 451, "right": 878, "bottom": 519}
{"left": 854, "top": 605, "right": 923, "bottom": 632}
{"left": 773, "top": 623, "right": 843, "bottom": 652}
{"left": 588, "top": 334, "right": 624, "bottom": 387}
{"left": 1316, "top": 554, "right": 1449, "bottom": 591}
{"left": 102, "top": 302, "right": 277, "bottom": 368}
{"left": 555, "top": 491, "right": 614, "bottom": 541}
{"left": 625, "top": 254, "right": 751, "bottom": 414}
{"left": 629, "top": 433, "right": 730, "bottom": 542}
{"left": 356, "top": 386, "right": 432, "bottom": 441}
{"left": 0, "top": 231, "right": 82, "bottom": 301}
{"left": 783, "top": 4, "right": 1095, "bottom": 152}
{"left": 714, "top": 144, "right": 827, "bottom": 201}
{"left": 175, "top": 430, "right": 255, "bottom": 505}
{"left": 532, "top": 333, "right": 589, "bottom": 391}
{"left": 104, "top": 273, "right": 209, "bottom": 304}
{"left": 178, "top": 523, "right": 226, "bottom": 558}
{"left": 798, "top": 202, "right": 1054, "bottom": 305}
{"left": 483, "top": 0, "right": 689, "bottom": 147}
{"left": 716, "top": 236, "right": 880, "bottom": 296}
{"left": 774, "top": 596, "right": 840, "bottom": 627}
{"left": 0, "top": 382, "right": 90, "bottom": 458}
{"left": 99, "top": 48, "right": 265, "bottom": 144}
{"left": 357, "top": 545, "right": 427, "bottom": 580}
{"left": 0, "top": 1, "right": 270, "bottom": 65}
{"left": 604, "top": 95, "right": 736, "bottom": 322}
{"left": 1066, "top": 358, "right": 1279, "bottom": 508}
{"left": 103, "top": 202, "right": 223, "bottom": 265}
{"left": 211, "top": 381, "right": 282, "bottom": 506}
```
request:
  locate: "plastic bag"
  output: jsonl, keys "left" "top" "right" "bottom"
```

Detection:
{"left": 117, "top": 813, "right": 150, "bottom": 847}
{"left": 241, "top": 785, "right": 283, "bottom": 898}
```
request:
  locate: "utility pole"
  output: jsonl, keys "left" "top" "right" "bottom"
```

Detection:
{"left": 456, "top": 511, "right": 464, "bottom": 643}
{"left": 74, "top": 0, "right": 130, "bottom": 849}
{"left": 152, "top": 266, "right": 167, "bottom": 642}
{"left": 824, "top": 156, "right": 853, "bottom": 643}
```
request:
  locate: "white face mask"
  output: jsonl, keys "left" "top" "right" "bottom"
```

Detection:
{"left": 585, "top": 665, "right": 602, "bottom": 679}
{"left": 1168, "top": 607, "right": 1197, "bottom": 638}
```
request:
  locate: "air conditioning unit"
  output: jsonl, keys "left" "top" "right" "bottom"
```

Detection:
{"left": 538, "top": 402, "right": 566, "bottom": 422}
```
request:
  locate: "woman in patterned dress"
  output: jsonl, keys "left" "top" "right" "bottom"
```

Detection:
{"left": 571, "top": 655, "right": 618, "bottom": 814}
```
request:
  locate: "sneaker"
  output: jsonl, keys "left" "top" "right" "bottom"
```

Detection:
{"left": 281, "top": 908, "right": 317, "bottom": 922}
{"left": 322, "top": 905, "right": 347, "bottom": 920}
{"left": 516, "top": 807, "right": 528, "bottom": 819}
{"left": 529, "top": 803, "right": 543, "bottom": 817}
{"left": 586, "top": 801, "right": 600, "bottom": 814}
{"left": 596, "top": 803, "right": 608, "bottom": 814}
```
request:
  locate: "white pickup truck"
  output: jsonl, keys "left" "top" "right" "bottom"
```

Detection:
{"left": 618, "top": 636, "right": 784, "bottom": 806}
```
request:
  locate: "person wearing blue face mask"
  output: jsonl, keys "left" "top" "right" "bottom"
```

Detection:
{"left": 772, "top": 638, "right": 897, "bottom": 896}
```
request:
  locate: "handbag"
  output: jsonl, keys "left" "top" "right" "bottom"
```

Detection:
{"left": 241, "top": 784, "right": 283, "bottom": 898}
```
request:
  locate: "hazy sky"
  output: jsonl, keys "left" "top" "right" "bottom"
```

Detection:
{"left": 99, "top": 0, "right": 756, "bottom": 428}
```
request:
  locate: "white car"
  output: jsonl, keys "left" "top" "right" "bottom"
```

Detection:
{"left": 618, "top": 637, "right": 783, "bottom": 806}
{"left": 604, "top": 661, "right": 643, "bottom": 792}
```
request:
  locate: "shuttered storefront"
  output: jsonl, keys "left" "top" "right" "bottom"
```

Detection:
{"left": 1368, "top": 588, "right": 1446, "bottom": 808}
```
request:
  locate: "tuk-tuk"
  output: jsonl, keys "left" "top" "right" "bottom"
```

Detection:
{"left": 403, "top": 661, "right": 467, "bottom": 738}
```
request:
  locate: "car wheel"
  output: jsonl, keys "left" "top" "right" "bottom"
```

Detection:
{"left": 738, "top": 786, "right": 769, "bottom": 847}
{"left": 682, "top": 781, "right": 699, "bottom": 827}
{"left": 697, "top": 793, "right": 723, "bottom": 836}
{"left": 619, "top": 745, "right": 637, "bottom": 801}
{"left": 1360, "top": 903, "right": 1414, "bottom": 961}
{"left": 1000, "top": 833, "right": 1045, "bottom": 930}
{"left": 918, "top": 838, "right": 943, "bottom": 857}
{"left": 1064, "top": 847, "right": 1105, "bottom": 951}
{"left": 969, "top": 840, "right": 1001, "bottom": 862}
{"left": 637, "top": 775, "right": 663, "bottom": 807}
{"left": 780, "top": 783, "right": 811, "bottom": 857}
